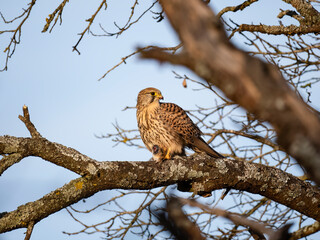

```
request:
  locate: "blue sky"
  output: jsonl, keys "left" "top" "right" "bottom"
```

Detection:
{"left": 1, "top": 0, "right": 320, "bottom": 239}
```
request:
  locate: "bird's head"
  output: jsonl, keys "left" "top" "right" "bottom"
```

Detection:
{"left": 137, "top": 87, "right": 164, "bottom": 107}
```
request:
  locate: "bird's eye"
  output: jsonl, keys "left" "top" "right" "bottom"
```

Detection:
{"left": 150, "top": 92, "right": 155, "bottom": 96}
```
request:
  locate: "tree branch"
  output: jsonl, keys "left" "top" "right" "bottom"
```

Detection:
{"left": 0, "top": 0, "right": 37, "bottom": 71}
{"left": 290, "top": 221, "right": 320, "bottom": 240}
{"left": 142, "top": 0, "right": 320, "bottom": 186}
{"left": 1, "top": 135, "right": 320, "bottom": 233}
{"left": 18, "top": 105, "right": 42, "bottom": 138}
{"left": 158, "top": 198, "right": 205, "bottom": 240}
{"left": 217, "top": 0, "right": 259, "bottom": 18}
{"left": 0, "top": 136, "right": 99, "bottom": 176}
{"left": 206, "top": 129, "right": 284, "bottom": 152}
{"left": 72, "top": 0, "right": 107, "bottom": 54}
{"left": 42, "top": 0, "right": 70, "bottom": 33}
{"left": 99, "top": 43, "right": 182, "bottom": 81}
{"left": 282, "top": 0, "right": 320, "bottom": 25}
{"left": 231, "top": 24, "right": 320, "bottom": 37}
{"left": 24, "top": 221, "right": 35, "bottom": 240}
{"left": 0, "top": 153, "right": 24, "bottom": 176}
{"left": 179, "top": 198, "right": 292, "bottom": 240}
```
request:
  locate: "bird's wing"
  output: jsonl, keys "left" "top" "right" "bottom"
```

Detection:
{"left": 159, "top": 102, "right": 201, "bottom": 138}
{"left": 159, "top": 103, "right": 224, "bottom": 159}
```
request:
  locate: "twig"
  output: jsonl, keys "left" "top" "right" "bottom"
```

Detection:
{"left": 24, "top": 221, "right": 35, "bottom": 240}
{"left": 206, "top": 129, "right": 283, "bottom": 151}
{"left": 97, "top": 1, "right": 158, "bottom": 37}
{"left": 277, "top": 9, "right": 304, "bottom": 24}
{"left": 98, "top": 43, "right": 182, "bottom": 80}
{"left": 217, "top": 0, "right": 258, "bottom": 18}
{"left": 18, "top": 105, "right": 42, "bottom": 138}
{"left": 72, "top": 0, "right": 107, "bottom": 54}
{"left": 0, "top": 0, "right": 37, "bottom": 71}
{"left": 42, "top": 0, "right": 70, "bottom": 33}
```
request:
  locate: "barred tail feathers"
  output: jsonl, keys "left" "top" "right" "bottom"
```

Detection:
{"left": 192, "top": 137, "right": 224, "bottom": 158}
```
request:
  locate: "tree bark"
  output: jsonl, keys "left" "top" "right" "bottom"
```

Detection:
{"left": 1, "top": 135, "right": 320, "bottom": 233}
{"left": 141, "top": 0, "right": 320, "bottom": 186}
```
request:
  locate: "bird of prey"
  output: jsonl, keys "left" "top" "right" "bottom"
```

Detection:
{"left": 136, "top": 87, "right": 223, "bottom": 162}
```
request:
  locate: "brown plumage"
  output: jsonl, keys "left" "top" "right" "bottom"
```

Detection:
{"left": 136, "top": 87, "right": 223, "bottom": 162}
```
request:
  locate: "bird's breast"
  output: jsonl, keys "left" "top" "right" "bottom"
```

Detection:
{"left": 137, "top": 104, "right": 160, "bottom": 130}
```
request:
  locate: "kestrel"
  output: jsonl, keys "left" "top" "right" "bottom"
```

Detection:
{"left": 136, "top": 87, "right": 223, "bottom": 162}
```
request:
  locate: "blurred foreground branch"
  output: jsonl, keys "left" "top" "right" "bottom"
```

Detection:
{"left": 142, "top": 0, "right": 320, "bottom": 186}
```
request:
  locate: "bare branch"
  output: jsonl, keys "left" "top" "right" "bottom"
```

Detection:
{"left": 99, "top": 43, "right": 182, "bottom": 80}
{"left": 217, "top": 0, "right": 259, "bottom": 18}
{"left": 96, "top": 122, "right": 143, "bottom": 148}
{"left": 96, "top": 1, "right": 159, "bottom": 37}
{"left": 0, "top": 175, "right": 97, "bottom": 233}
{"left": 282, "top": 0, "right": 320, "bottom": 25}
{"left": 0, "top": 0, "right": 37, "bottom": 71}
{"left": 0, "top": 153, "right": 24, "bottom": 176}
{"left": 290, "top": 221, "right": 320, "bottom": 239}
{"left": 277, "top": 9, "right": 304, "bottom": 23}
{"left": 18, "top": 105, "right": 42, "bottom": 138}
{"left": 206, "top": 129, "right": 284, "bottom": 152}
{"left": 72, "top": 0, "right": 107, "bottom": 54}
{"left": 24, "top": 221, "right": 35, "bottom": 240}
{"left": 231, "top": 24, "right": 320, "bottom": 38}
{"left": 0, "top": 136, "right": 99, "bottom": 176}
{"left": 42, "top": 0, "right": 70, "bottom": 33}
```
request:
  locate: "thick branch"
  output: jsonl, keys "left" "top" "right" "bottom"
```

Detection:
{"left": 143, "top": 0, "right": 320, "bottom": 186}
{"left": 290, "top": 221, "right": 320, "bottom": 239}
{"left": 0, "top": 153, "right": 24, "bottom": 176}
{"left": 1, "top": 135, "right": 320, "bottom": 233}
{"left": 0, "top": 136, "right": 99, "bottom": 176}
{"left": 282, "top": 0, "right": 320, "bottom": 25}
{"left": 232, "top": 24, "right": 320, "bottom": 36}
{"left": 0, "top": 175, "right": 98, "bottom": 233}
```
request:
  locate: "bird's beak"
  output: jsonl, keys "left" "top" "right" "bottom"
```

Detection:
{"left": 157, "top": 93, "right": 164, "bottom": 100}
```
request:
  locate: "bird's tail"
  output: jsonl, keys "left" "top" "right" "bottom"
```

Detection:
{"left": 192, "top": 137, "right": 224, "bottom": 158}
